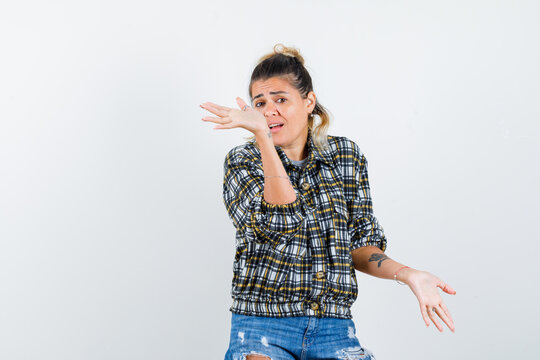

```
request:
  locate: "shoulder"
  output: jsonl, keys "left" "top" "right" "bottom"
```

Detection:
{"left": 326, "top": 135, "right": 365, "bottom": 163}
{"left": 223, "top": 141, "right": 261, "bottom": 167}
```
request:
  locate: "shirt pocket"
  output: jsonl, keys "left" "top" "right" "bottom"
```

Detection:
{"left": 330, "top": 194, "right": 349, "bottom": 222}
{"left": 329, "top": 187, "right": 350, "bottom": 238}
{"left": 257, "top": 212, "right": 307, "bottom": 258}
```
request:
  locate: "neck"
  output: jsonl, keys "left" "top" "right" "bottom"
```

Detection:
{"left": 281, "top": 129, "right": 309, "bottom": 161}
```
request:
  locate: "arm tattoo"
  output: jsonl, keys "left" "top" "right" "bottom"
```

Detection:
{"left": 266, "top": 131, "right": 272, "bottom": 139}
{"left": 368, "top": 253, "right": 390, "bottom": 268}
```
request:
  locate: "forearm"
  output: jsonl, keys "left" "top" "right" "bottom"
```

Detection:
{"left": 255, "top": 130, "right": 296, "bottom": 205}
{"left": 351, "top": 246, "right": 415, "bottom": 283}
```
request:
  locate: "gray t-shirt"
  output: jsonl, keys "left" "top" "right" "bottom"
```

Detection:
{"left": 290, "top": 157, "right": 308, "bottom": 170}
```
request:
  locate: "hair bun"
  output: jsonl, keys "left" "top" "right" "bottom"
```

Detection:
{"left": 257, "top": 43, "right": 305, "bottom": 65}
{"left": 273, "top": 43, "right": 305, "bottom": 65}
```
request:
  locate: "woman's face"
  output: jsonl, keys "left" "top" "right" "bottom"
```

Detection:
{"left": 250, "top": 77, "right": 315, "bottom": 149}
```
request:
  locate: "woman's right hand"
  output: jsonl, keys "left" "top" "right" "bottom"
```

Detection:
{"left": 200, "top": 97, "right": 268, "bottom": 136}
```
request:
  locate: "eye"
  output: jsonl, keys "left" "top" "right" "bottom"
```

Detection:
{"left": 254, "top": 102, "right": 264, "bottom": 107}
{"left": 277, "top": 98, "right": 286, "bottom": 103}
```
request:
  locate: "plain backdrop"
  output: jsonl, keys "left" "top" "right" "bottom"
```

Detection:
{"left": 1, "top": 1, "right": 538, "bottom": 359}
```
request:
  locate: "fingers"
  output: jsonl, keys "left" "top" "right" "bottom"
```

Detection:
{"left": 201, "top": 115, "right": 232, "bottom": 125}
{"left": 433, "top": 305, "right": 455, "bottom": 333}
{"left": 236, "top": 97, "right": 249, "bottom": 110}
{"left": 200, "top": 102, "right": 230, "bottom": 117}
{"left": 440, "top": 303, "right": 455, "bottom": 331}
{"left": 420, "top": 302, "right": 455, "bottom": 333}
{"left": 419, "top": 302, "right": 431, "bottom": 327}
{"left": 438, "top": 282, "right": 457, "bottom": 295}
{"left": 213, "top": 123, "right": 234, "bottom": 130}
{"left": 201, "top": 114, "right": 235, "bottom": 130}
{"left": 427, "top": 306, "right": 444, "bottom": 332}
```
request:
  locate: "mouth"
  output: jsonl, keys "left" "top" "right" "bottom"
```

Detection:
{"left": 268, "top": 123, "right": 284, "bottom": 133}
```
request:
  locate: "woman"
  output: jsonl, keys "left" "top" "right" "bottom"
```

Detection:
{"left": 201, "top": 44, "right": 456, "bottom": 360}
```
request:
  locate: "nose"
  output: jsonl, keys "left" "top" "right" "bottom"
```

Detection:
{"left": 264, "top": 101, "right": 279, "bottom": 118}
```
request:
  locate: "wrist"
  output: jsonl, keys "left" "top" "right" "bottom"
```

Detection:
{"left": 395, "top": 267, "right": 416, "bottom": 285}
{"left": 254, "top": 129, "right": 272, "bottom": 141}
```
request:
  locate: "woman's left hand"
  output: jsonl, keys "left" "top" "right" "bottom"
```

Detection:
{"left": 401, "top": 269, "right": 456, "bottom": 332}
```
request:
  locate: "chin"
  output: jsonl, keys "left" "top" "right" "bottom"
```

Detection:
{"left": 271, "top": 136, "right": 287, "bottom": 147}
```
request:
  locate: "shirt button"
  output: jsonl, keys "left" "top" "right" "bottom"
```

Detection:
{"left": 301, "top": 182, "right": 310, "bottom": 190}
{"left": 310, "top": 302, "right": 319, "bottom": 311}
{"left": 315, "top": 271, "right": 325, "bottom": 280}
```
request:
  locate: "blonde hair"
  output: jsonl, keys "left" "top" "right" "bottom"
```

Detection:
{"left": 245, "top": 43, "right": 331, "bottom": 150}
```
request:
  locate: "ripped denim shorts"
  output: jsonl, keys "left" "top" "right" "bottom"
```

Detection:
{"left": 224, "top": 312, "right": 375, "bottom": 360}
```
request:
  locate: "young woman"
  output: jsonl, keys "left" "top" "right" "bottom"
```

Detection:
{"left": 201, "top": 44, "right": 456, "bottom": 360}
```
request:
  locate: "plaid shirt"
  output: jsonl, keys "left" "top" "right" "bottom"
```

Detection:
{"left": 222, "top": 131, "right": 387, "bottom": 319}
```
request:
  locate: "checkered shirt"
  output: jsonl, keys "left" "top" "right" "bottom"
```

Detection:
{"left": 222, "top": 131, "right": 387, "bottom": 319}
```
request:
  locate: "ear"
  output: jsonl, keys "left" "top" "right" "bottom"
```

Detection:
{"left": 306, "top": 91, "right": 316, "bottom": 113}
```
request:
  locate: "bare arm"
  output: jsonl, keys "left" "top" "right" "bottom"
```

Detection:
{"left": 254, "top": 130, "right": 296, "bottom": 205}
{"left": 351, "top": 246, "right": 457, "bottom": 333}
{"left": 351, "top": 245, "right": 410, "bottom": 280}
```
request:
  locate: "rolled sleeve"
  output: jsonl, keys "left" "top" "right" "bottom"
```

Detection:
{"left": 223, "top": 151, "right": 306, "bottom": 244}
{"left": 348, "top": 143, "right": 387, "bottom": 252}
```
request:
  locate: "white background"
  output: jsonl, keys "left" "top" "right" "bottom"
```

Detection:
{"left": 1, "top": 1, "right": 538, "bottom": 359}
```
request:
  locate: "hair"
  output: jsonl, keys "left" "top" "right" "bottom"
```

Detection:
{"left": 245, "top": 43, "right": 331, "bottom": 150}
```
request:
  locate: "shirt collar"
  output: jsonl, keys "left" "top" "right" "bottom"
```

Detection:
{"left": 273, "top": 129, "right": 334, "bottom": 168}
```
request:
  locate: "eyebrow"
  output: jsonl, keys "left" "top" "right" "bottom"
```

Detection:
{"left": 252, "top": 91, "right": 289, "bottom": 100}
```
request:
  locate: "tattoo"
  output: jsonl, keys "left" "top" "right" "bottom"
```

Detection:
{"left": 266, "top": 131, "right": 272, "bottom": 139}
{"left": 368, "top": 253, "right": 390, "bottom": 268}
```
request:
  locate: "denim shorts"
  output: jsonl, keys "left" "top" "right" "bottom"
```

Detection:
{"left": 224, "top": 313, "right": 375, "bottom": 360}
